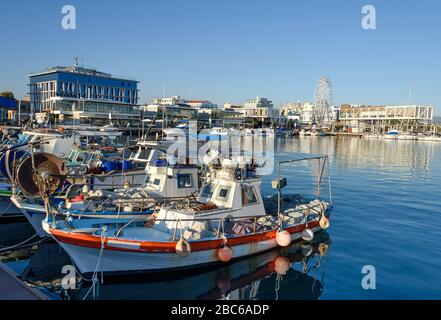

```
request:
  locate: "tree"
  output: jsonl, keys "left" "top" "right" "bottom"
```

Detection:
{"left": 0, "top": 92, "right": 15, "bottom": 100}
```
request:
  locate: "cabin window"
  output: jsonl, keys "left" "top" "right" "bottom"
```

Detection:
{"left": 152, "top": 178, "right": 161, "bottom": 186}
{"left": 177, "top": 174, "right": 193, "bottom": 189}
{"left": 200, "top": 183, "right": 214, "bottom": 198}
{"left": 144, "top": 174, "right": 150, "bottom": 184}
{"left": 131, "top": 147, "right": 150, "bottom": 161}
{"left": 242, "top": 186, "right": 258, "bottom": 205}
{"left": 216, "top": 186, "right": 231, "bottom": 202}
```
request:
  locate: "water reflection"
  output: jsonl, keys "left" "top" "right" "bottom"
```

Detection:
{"left": 276, "top": 136, "right": 436, "bottom": 174}
{"left": 0, "top": 221, "right": 35, "bottom": 248}
{"left": 73, "top": 232, "right": 330, "bottom": 300}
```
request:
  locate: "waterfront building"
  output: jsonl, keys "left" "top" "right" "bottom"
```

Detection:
{"left": 242, "top": 96, "right": 274, "bottom": 121}
{"left": 279, "top": 102, "right": 301, "bottom": 127}
{"left": 198, "top": 108, "right": 244, "bottom": 128}
{"left": 224, "top": 97, "right": 275, "bottom": 126}
{"left": 0, "top": 96, "right": 17, "bottom": 123}
{"left": 300, "top": 102, "right": 315, "bottom": 124}
{"left": 339, "top": 104, "right": 434, "bottom": 132}
{"left": 141, "top": 103, "right": 198, "bottom": 128}
{"left": 153, "top": 96, "right": 187, "bottom": 106}
{"left": 142, "top": 100, "right": 242, "bottom": 129}
{"left": 280, "top": 102, "right": 302, "bottom": 116}
{"left": 331, "top": 105, "right": 340, "bottom": 121}
{"left": 186, "top": 100, "right": 217, "bottom": 109}
{"left": 153, "top": 96, "right": 217, "bottom": 109}
{"left": 28, "top": 63, "right": 140, "bottom": 126}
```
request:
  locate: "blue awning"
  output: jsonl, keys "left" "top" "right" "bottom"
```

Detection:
{"left": 0, "top": 96, "right": 17, "bottom": 109}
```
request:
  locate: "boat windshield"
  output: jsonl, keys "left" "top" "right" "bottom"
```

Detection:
{"left": 200, "top": 182, "right": 215, "bottom": 198}
{"left": 67, "top": 150, "right": 77, "bottom": 161}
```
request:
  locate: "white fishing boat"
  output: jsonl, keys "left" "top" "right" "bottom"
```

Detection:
{"left": 41, "top": 153, "right": 332, "bottom": 275}
{"left": 396, "top": 133, "right": 418, "bottom": 140}
{"left": 12, "top": 148, "right": 201, "bottom": 237}
{"left": 210, "top": 127, "right": 230, "bottom": 136}
{"left": 382, "top": 130, "right": 399, "bottom": 140}
{"left": 362, "top": 133, "right": 381, "bottom": 139}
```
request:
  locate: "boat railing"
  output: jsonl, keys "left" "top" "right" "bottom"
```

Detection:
{"left": 110, "top": 201, "right": 326, "bottom": 241}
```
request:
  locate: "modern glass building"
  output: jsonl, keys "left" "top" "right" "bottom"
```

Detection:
{"left": 28, "top": 64, "right": 140, "bottom": 126}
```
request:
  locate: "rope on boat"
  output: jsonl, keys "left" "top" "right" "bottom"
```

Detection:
{"left": 274, "top": 274, "right": 282, "bottom": 300}
{"left": 0, "top": 233, "right": 40, "bottom": 252}
{"left": 0, "top": 202, "right": 13, "bottom": 217}
{"left": 82, "top": 226, "right": 107, "bottom": 300}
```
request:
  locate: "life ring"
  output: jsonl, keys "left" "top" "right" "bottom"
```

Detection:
{"left": 175, "top": 237, "right": 191, "bottom": 257}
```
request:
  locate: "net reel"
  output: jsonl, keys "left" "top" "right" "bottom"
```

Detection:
{"left": 15, "top": 152, "right": 68, "bottom": 197}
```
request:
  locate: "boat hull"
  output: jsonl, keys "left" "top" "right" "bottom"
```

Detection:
{"left": 51, "top": 222, "right": 323, "bottom": 275}
{"left": 11, "top": 197, "right": 152, "bottom": 237}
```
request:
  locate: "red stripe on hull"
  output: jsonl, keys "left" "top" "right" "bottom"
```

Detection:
{"left": 51, "top": 220, "right": 320, "bottom": 253}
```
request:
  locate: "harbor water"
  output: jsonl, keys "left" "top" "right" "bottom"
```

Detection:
{"left": 1, "top": 136, "right": 440, "bottom": 299}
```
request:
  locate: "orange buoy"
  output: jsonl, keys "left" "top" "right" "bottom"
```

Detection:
{"left": 319, "top": 216, "right": 330, "bottom": 229}
{"left": 218, "top": 245, "right": 233, "bottom": 262}
{"left": 276, "top": 229, "right": 291, "bottom": 247}
{"left": 175, "top": 238, "right": 191, "bottom": 257}
{"left": 274, "top": 256, "right": 290, "bottom": 275}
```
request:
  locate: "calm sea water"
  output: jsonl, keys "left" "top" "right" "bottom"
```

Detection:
{"left": 2, "top": 136, "right": 441, "bottom": 300}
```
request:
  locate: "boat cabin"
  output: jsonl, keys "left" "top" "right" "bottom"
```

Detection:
{"left": 21, "top": 131, "right": 75, "bottom": 158}
{"left": 156, "top": 158, "right": 266, "bottom": 230}
{"left": 142, "top": 148, "right": 199, "bottom": 200}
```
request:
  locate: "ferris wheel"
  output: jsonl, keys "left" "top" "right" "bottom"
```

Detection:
{"left": 313, "top": 77, "right": 334, "bottom": 126}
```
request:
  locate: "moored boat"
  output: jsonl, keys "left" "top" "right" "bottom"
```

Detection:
{"left": 41, "top": 153, "right": 332, "bottom": 275}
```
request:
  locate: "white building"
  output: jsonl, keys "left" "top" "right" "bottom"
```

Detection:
{"left": 186, "top": 100, "right": 217, "bottom": 109}
{"left": 339, "top": 104, "right": 434, "bottom": 132}
{"left": 152, "top": 96, "right": 217, "bottom": 110}
{"left": 224, "top": 97, "right": 275, "bottom": 122}
{"left": 300, "top": 102, "right": 315, "bottom": 124}
{"left": 153, "top": 96, "right": 187, "bottom": 106}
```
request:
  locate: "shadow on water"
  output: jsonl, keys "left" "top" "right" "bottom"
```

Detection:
{"left": 13, "top": 232, "right": 331, "bottom": 300}
{"left": 0, "top": 221, "right": 35, "bottom": 248}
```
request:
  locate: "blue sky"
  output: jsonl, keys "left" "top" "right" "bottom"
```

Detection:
{"left": 0, "top": 0, "right": 440, "bottom": 114}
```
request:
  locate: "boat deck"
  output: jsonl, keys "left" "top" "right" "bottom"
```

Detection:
{"left": 0, "top": 261, "right": 48, "bottom": 300}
